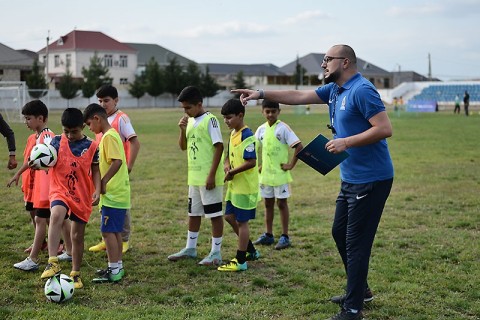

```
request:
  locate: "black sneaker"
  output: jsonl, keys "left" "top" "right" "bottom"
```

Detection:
{"left": 330, "top": 288, "right": 374, "bottom": 305}
{"left": 327, "top": 309, "right": 363, "bottom": 320}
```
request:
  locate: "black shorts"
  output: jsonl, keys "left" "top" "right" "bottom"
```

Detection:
{"left": 35, "top": 208, "right": 51, "bottom": 219}
{"left": 25, "top": 202, "right": 34, "bottom": 211}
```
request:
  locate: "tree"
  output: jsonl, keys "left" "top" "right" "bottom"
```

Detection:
{"left": 164, "top": 57, "right": 188, "bottom": 106}
{"left": 144, "top": 57, "right": 164, "bottom": 107}
{"left": 232, "top": 71, "right": 248, "bottom": 98}
{"left": 81, "top": 53, "right": 112, "bottom": 102}
{"left": 184, "top": 62, "right": 202, "bottom": 88}
{"left": 293, "top": 58, "right": 307, "bottom": 89}
{"left": 199, "top": 66, "right": 221, "bottom": 106}
{"left": 26, "top": 59, "right": 48, "bottom": 99}
{"left": 128, "top": 74, "right": 146, "bottom": 108}
{"left": 58, "top": 69, "right": 80, "bottom": 107}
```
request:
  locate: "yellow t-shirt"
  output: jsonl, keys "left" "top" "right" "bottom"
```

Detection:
{"left": 99, "top": 128, "right": 131, "bottom": 209}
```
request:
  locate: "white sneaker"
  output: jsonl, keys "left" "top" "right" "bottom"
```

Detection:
{"left": 58, "top": 251, "right": 73, "bottom": 261}
{"left": 14, "top": 257, "right": 39, "bottom": 271}
{"left": 198, "top": 251, "right": 222, "bottom": 266}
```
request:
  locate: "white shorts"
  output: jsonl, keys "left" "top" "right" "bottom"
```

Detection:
{"left": 259, "top": 184, "right": 291, "bottom": 199}
{"left": 188, "top": 185, "right": 223, "bottom": 218}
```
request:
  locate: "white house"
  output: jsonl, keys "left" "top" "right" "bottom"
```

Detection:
{"left": 37, "top": 30, "right": 137, "bottom": 88}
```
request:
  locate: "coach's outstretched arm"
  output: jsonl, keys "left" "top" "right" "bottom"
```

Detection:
{"left": 231, "top": 89, "right": 324, "bottom": 106}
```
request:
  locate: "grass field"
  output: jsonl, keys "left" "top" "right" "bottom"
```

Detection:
{"left": 0, "top": 106, "right": 479, "bottom": 320}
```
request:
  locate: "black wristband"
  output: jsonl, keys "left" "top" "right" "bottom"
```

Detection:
{"left": 257, "top": 89, "right": 265, "bottom": 99}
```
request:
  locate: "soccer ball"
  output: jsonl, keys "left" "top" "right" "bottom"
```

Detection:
{"left": 44, "top": 274, "right": 74, "bottom": 303}
{"left": 30, "top": 143, "right": 57, "bottom": 170}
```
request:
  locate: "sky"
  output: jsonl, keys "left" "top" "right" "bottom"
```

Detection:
{"left": 1, "top": 0, "right": 479, "bottom": 81}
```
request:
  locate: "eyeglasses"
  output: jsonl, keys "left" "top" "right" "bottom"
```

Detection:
{"left": 323, "top": 56, "right": 346, "bottom": 63}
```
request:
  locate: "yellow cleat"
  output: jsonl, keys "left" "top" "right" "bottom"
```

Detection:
{"left": 89, "top": 240, "right": 106, "bottom": 252}
{"left": 70, "top": 271, "right": 83, "bottom": 289}
{"left": 41, "top": 262, "right": 61, "bottom": 279}
{"left": 122, "top": 241, "right": 129, "bottom": 253}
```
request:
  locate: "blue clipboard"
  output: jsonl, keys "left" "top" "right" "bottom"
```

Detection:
{"left": 297, "top": 134, "right": 349, "bottom": 175}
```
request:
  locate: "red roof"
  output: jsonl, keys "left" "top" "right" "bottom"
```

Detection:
{"left": 37, "top": 30, "right": 136, "bottom": 53}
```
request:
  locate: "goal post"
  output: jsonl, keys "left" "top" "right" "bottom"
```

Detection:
{"left": 0, "top": 81, "right": 27, "bottom": 123}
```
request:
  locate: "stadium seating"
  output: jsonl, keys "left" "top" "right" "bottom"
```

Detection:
{"left": 411, "top": 84, "right": 480, "bottom": 102}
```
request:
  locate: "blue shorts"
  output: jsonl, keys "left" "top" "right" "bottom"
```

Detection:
{"left": 100, "top": 206, "right": 127, "bottom": 233}
{"left": 50, "top": 200, "right": 83, "bottom": 223}
{"left": 225, "top": 201, "right": 256, "bottom": 223}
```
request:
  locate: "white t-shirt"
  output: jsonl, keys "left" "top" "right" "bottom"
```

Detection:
{"left": 191, "top": 112, "right": 223, "bottom": 145}
{"left": 108, "top": 111, "right": 137, "bottom": 142}
{"left": 255, "top": 121, "right": 300, "bottom": 148}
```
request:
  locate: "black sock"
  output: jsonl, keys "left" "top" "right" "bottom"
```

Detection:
{"left": 281, "top": 234, "right": 289, "bottom": 239}
{"left": 265, "top": 233, "right": 273, "bottom": 238}
{"left": 236, "top": 250, "right": 246, "bottom": 264}
{"left": 247, "top": 240, "right": 256, "bottom": 254}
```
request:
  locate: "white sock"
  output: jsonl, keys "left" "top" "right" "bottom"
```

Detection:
{"left": 108, "top": 262, "right": 119, "bottom": 274}
{"left": 118, "top": 260, "right": 123, "bottom": 270}
{"left": 186, "top": 231, "right": 199, "bottom": 249}
{"left": 211, "top": 236, "right": 222, "bottom": 252}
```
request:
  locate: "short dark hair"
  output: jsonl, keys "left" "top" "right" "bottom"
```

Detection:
{"left": 336, "top": 44, "right": 357, "bottom": 64}
{"left": 83, "top": 103, "right": 107, "bottom": 123}
{"left": 61, "top": 108, "right": 84, "bottom": 128}
{"left": 221, "top": 99, "right": 244, "bottom": 116}
{"left": 22, "top": 100, "right": 48, "bottom": 118}
{"left": 177, "top": 86, "right": 203, "bottom": 104}
{"left": 96, "top": 84, "right": 118, "bottom": 99}
{"left": 261, "top": 99, "right": 280, "bottom": 109}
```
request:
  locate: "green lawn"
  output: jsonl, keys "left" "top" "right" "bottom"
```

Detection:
{"left": 0, "top": 106, "right": 479, "bottom": 320}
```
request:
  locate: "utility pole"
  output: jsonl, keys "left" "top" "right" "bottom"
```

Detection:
{"left": 45, "top": 30, "right": 50, "bottom": 87}
{"left": 428, "top": 53, "right": 432, "bottom": 80}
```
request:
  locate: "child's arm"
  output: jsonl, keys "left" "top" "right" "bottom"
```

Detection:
{"left": 281, "top": 142, "right": 304, "bottom": 171}
{"left": 206, "top": 142, "right": 223, "bottom": 190}
{"left": 225, "top": 158, "right": 256, "bottom": 182}
{"left": 6, "top": 161, "right": 30, "bottom": 187}
{"left": 100, "top": 159, "right": 122, "bottom": 194}
{"left": 127, "top": 136, "right": 140, "bottom": 174}
{"left": 178, "top": 115, "right": 188, "bottom": 151}
{"left": 91, "top": 163, "right": 101, "bottom": 206}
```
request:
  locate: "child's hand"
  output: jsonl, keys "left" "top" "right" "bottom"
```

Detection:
{"left": 178, "top": 115, "right": 188, "bottom": 129}
{"left": 224, "top": 170, "right": 234, "bottom": 182}
{"left": 92, "top": 192, "right": 100, "bottom": 206}
{"left": 281, "top": 163, "right": 293, "bottom": 171}
{"left": 6, "top": 174, "right": 20, "bottom": 187}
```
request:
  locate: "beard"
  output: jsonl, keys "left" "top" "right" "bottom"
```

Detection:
{"left": 324, "top": 69, "right": 340, "bottom": 84}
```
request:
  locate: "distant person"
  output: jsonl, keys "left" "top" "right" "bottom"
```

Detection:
{"left": 84, "top": 104, "right": 130, "bottom": 283}
{"left": 89, "top": 85, "right": 140, "bottom": 254}
{"left": 0, "top": 112, "right": 17, "bottom": 169}
{"left": 218, "top": 99, "right": 261, "bottom": 272}
{"left": 232, "top": 44, "right": 394, "bottom": 320}
{"left": 463, "top": 90, "right": 470, "bottom": 116}
{"left": 393, "top": 97, "right": 398, "bottom": 112}
{"left": 253, "top": 99, "right": 303, "bottom": 250}
{"left": 454, "top": 94, "right": 461, "bottom": 114}
{"left": 167, "top": 86, "right": 225, "bottom": 266}
{"left": 41, "top": 108, "right": 100, "bottom": 290}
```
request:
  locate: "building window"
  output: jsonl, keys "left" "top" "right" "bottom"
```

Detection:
{"left": 384, "top": 78, "right": 390, "bottom": 89}
{"left": 119, "top": 55, "right": 128, "bottom": 68}
{"left": 66, "top": 54, "right": 71, "bottom": 68}
{"left": 54, "top": 55, "right": 60, "bottom": 67}
{"left": 119, "top": 78, "right": 129, "bottom": 85}
{"left": 104, "top": 55, "right": 113, "bottom": 67}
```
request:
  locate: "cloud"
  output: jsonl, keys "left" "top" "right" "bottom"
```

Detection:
{"left": 282, "top": 10, "right": 332, "bottom": 25}
{"left": 178, "top": 21, "right": 270, "bottom": 38}
{"left": 387, "top": 3, "right": 445, "bottom": 17}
